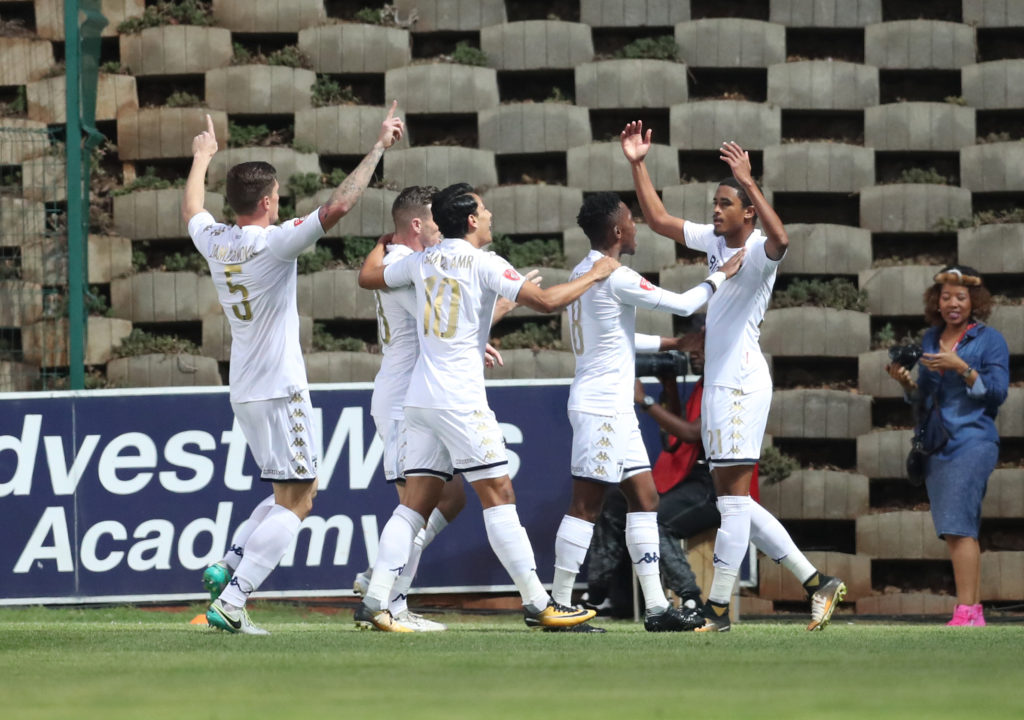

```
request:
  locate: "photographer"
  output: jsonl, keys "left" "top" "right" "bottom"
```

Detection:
{"left": 886, "top": 266, "right": 1009, "bottom": 627}
{"left": 584, "top": 331, "right": 720, "bottom": 616}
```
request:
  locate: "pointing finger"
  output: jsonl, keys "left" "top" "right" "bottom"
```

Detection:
{"left": 206, "top": 113, "right": 215, "bottom": 137}
{"left": 386, "top": 99, "right": 398, "bottom": 119}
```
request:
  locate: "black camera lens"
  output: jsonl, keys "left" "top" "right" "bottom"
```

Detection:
{"left": 635, "top": 351, "right": 690, "bottom": 377}
{"left": 888, "top": 344, "right": 923, "bottom": 371}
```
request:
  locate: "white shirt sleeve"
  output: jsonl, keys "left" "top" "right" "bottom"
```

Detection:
{"left": 634, "top": 333, "right": 662, "bottom": 353}
{"left": 683, "top": 221, "right": 714, "bottom": 253}
{"left": 480, "top": 253, "right": 528, "bottom": 300}
{"left": 187, "top": 211, "right": 219, "bottom": 252}
{"left": 610, "top": 268, "right": 712, "bottom": 317}
{"left": 383, "top": 252, "right": 417, "bottom": 289}
{"left": 265, "top": 209, "right": 326, "bottom": 261}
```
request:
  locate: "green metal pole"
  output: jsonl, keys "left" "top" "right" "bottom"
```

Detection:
{"left": 65, "top": 0, "right": 85, "bottom": 390}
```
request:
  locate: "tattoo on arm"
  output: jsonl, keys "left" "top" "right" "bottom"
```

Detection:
{"left": 331, "top": 146, "right": 384, "bottom": 208}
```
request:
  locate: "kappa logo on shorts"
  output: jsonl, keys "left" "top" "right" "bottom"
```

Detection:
{"left": 599, "top": 422, "right": 614, "bottom": 432}
{"left": 595, "top": 451, "right": 611, "bottom": 462}
{"left": 475, "top": 422, "right": 489, "bottom": 431}
{"left": 289, "top": 408, "right": 305, "bottom": 418}
{"left": 292, "top": 424, "right": 305, "bottom": 433}
{"left": 484, "top": 450, "right": 498, "bottom": 461}
{"left": 638, "top": 277, "right": 654, "bottom": 291}
{"left": 730, "top": 416, "right": 744, "bottom": 426}
{"left": 503, "top": 268, "right": 521, "bottom": 281}
{"left": 472, "top": 410, "right": 485, "bottom": 418}
{"left": 593, "top": 466, "right": 608, "bottom": 477}
{"left": 290, "top": 392, "right": 304, "bottom": 403}
{"left": 291, "top": 438, "right": 306, "bottom": 447}
{"left": 480, "top": 436, "right": 495, "bottom": 446}
{"left": 294, "top": 465, "right": 309, "bottom": 476}
{"left": 596, "top": 437, "right": 612, "bottom": 448}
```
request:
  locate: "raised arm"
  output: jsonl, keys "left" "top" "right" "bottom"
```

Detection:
{"left": 182, "top": 114, "right": 218, "bottom": 222}
{"left": 515, "top": 257, "right": 620, "bottom": 313}
{"left": 357, "top": 233, "right": 393, "bottom": 290}
{"left": 318, "top": 102, "right": 405, "bottom": 232}
{"left": 720, "top": 141, "right": 788, "bottom": 260}
{"left": 621, "top": 120, "right": 687, "bottom": 244}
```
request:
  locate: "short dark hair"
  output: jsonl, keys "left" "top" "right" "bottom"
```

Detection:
{"left": 924, "top": 264, "right": 993, "bottom": 325}
{"left": 717, "top": 177, "right": 758, "bottom": 222}
{"left": 431, "top": 183, "right": 478, "bottom": 238}
{"left": 225, "top": 162, "right": 277, "bottom": 215}
{"left": 576, "top": 192, "right": 623, "bottom": 247}
{"left": 392, "top": 185, "right": 437, "bottom": 225}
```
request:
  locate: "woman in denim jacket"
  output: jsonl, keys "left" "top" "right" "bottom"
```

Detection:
{"left": 886, "top": 266, "right": 1009, "bottom": 627}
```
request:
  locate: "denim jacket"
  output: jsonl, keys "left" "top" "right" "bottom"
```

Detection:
{"left": 912, "top": 322, "right": 1009, "bottom": 459}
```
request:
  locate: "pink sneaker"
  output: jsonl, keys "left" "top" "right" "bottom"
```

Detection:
{"left": 946, "top": 604, "right": 972, "bottom": 626}
{"left": 969, "top": 604, "right": 986, "bottom": 627}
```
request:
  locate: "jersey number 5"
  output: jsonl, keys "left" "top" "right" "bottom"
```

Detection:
{"left": 224, "top": 265, "right": 253, "bottom": 321}
{"left": 423, "top": 276, "right": 460, "bottom": 338}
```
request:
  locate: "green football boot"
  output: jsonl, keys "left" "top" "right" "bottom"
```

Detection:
{"left": 202, "top": 562, "right": 231, "bottom": 601}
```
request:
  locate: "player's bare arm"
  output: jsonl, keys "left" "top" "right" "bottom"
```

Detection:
{"left": 181, "top": 114, "right": 218, "bottom": 222}
{"left": 357, "top": 232, "right": 394, "bottom": 289}
{"left": 621, "top": 120, "right": 687, "bottom": 244}
{"left": 515, "top": 256, "right": 620, "bottom": 313}
{"left": 720, "top": 141, "right": 788, "bottom": 260}
{"left": 319, "top": 101, "right": 405, "bottom": 232}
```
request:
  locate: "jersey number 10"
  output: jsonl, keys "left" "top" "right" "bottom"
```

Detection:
{"left": 422, "top": 276, "right": 461, "bottom": 338}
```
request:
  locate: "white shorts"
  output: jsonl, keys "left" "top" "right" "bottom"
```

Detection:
{"left": 232, "top": 389, "right": 318, "bottom": 482}
{"left": 372, "top": 415, "right": 405, "bottom": 483}
{"left": 701, "top": 385, "right": 771, "bottom": 469}
{"left": 403, "top": 406, "right": 508, "bottom": 482}
{"left": 569, "top": 409, "right": 650, "bottom": 485}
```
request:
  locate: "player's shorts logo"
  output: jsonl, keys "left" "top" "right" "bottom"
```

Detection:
{"left": 595, "top": 451, "right": 610, "bottom": 462}
{"left": 599, "top": 422, "right": 614, "bottom": 432}
{"left": 596, "top": 437, "right": 612, "bottom": 448}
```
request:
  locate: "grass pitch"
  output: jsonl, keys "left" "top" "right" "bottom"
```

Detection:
{"left": 1, "top": 604, "right": 1022, "bottom": 720}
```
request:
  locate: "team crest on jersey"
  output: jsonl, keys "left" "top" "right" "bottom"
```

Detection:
{"left": 293, "top": 217, "right": 304, "bottom": 227}
{"left": 639, "top": 277, "right": 654, "bottom": 291}
{"left": 503, "top": 268, "right": 521, "bottom": 281}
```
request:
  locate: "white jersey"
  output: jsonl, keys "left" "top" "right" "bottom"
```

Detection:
{"left": 683, "top": 222, "right": 781, "bottom": 391}
{"left": 188, "top": 209, "right": 324, "bottom": 403}
{"left": 370, "top": 244, "right": 419, "bottom": 422}
{"left": 567, "top": 249, "right": 713, "bottom": 414}
{"left": 383, "top": 237, "right": 527, "bottom": 411}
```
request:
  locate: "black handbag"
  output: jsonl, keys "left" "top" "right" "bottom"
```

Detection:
{"left": 906, "top": 390, "right": 950, "bottom": 486}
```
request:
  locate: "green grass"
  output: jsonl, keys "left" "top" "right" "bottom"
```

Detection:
{"left": 1, "top": 605, "right": 1022, "bottom": 719}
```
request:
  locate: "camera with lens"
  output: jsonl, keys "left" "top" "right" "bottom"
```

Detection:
{"left": 888, "top": 343, "right": 923, "bottom": 371}
{"left": 635, "top": 351, "right": 690, "bottom": 377}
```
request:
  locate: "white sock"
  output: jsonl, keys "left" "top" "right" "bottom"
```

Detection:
{"left": 748, "top": 500, "right": 816, "bottom": 583}
{"left": 483, "top": 504, "right": 548, "bottom": 610}
{"left": 551, "top": 515, "right": 594, "bottom": 606}
{"left": 389, "top": 528, "right": 427, "bottom": 615}
{"left": 222, "top": 494, "right": 275, "bottom": 571}
{"left": 625, "top": 511, "right": 667, "bottom": 614}
{"left": 422, "top": 507, "right": 449, "bottom": 547}
{"left": 219, "top": 504, "right": 301, "bottom": 607}
{"left": 388, "top": 507, "right": 452, "bottom": 614}
{"left": 365, "top": 505, "right": 424, "bottom": 612}
{"left": 708, "top": 495, "right": 752, "bottom": 605}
